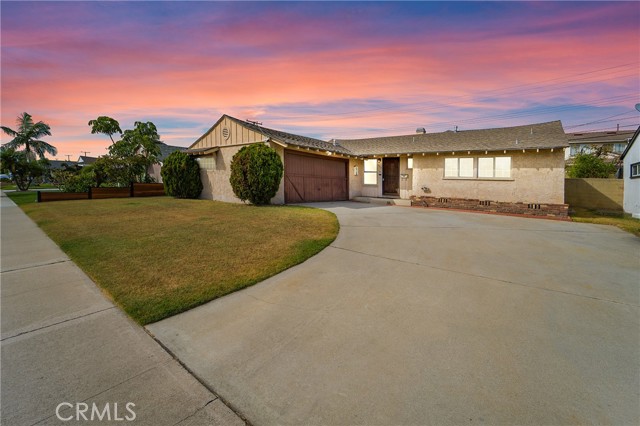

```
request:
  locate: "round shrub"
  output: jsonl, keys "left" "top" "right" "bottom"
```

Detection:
{"left": 230, "top": 144, "right": 283, "bottom": 205}
{"left": 161, "top": 151, "right": 203, "bottom": 199}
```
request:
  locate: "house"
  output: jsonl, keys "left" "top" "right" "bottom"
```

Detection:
{"left": 565, "top": 130, "right": 634, "bottom": 161}
{"left": 187, "top": 115, "right": 569, "bottom": 216}
{"left": 147, "top": 141, "right": 186, "bottom": 183}
{"left": 77, "top": 155, "right": 98, "bottom": 166}
{"left": 620, "top": 126, "right": 640, "bottom": 218}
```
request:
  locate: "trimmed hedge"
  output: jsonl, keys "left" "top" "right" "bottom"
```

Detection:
{"left": 161, "top": 151, "right": 203, "bottom": 199}
{"left": 230, "top": 144, "right": 283, "bottom": 205}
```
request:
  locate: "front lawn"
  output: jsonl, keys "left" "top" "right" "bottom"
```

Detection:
{"left": 6, "top": 190, "right": 38, "bottom": 205}
{"left": 17, "top": 197, "right": 339, "bottom": 324}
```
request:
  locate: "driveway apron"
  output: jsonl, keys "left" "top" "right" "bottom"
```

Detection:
{"left": 147, "top": 202, "right": 640, "bottom": 425}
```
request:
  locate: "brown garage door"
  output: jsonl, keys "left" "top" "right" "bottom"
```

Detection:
{"left": 284, "top": 151, "right": 348, "bottom": 203}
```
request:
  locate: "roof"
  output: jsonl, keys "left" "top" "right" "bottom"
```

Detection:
{"left": 77, "top": 155, "right": 98, "bottom": 164}
{"left": 620, "top": 126, "right": 640, "bottom": 160}
{"left": 566, "top": 130, "right": 635, "bottom": 145}
{"left": 185, "top": 147, "right": 219, "bottom": 155}
{"left": 47, "top": 160, "right": 77, "bottom": 169}
{"left": 336, "top": 120, "right": 568, "bottom": 156}
{"left": 225, "top": 115, "right": 354, "bottom": 155}
{"left": 156, "top": 141, "right": 186, "bottom": 161}
{"left": 196, "top": 115, "right": 569, "bottom": 157}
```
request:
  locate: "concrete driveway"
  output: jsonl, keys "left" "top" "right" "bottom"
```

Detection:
{"left": 148, "top": 203, "right": 639, "bottom": 425}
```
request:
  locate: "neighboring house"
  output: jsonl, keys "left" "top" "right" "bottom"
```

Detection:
{"left": 565, "top": 130, "right": 634, "bottom": 161}
{"left": 147, "top": 141, "right": 186, "bottom": 183}
{"left": 188, "top": 115, "right": 569, "bottom": 214}
{"left": 620, "top": 126, "right": 640, "bottom": 218}
{"left": 77, "top": 155, "right": 98, "bottom": 166}
{"left": 48, "top": 160, "right": 78, "bottom": 170}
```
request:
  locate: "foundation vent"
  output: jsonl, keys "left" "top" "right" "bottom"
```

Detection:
{"left": 437, "top": 198, "right": 450, "bottom": 203}
{"left": 528, "top": 203, "right": 541, "bottom": 210}
{"left": 479, "top": 200, "right": 491, "bottom": 206}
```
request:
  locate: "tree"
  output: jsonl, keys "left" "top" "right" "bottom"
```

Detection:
{"left": 161, "top": 151, "right": 202, "bottom": 199}
{"left": 1, "top": 112, "right": 56, "bottom": 160}
{"left": 88, "top": 116, "right": 122, "bottom": 144}
{"left": 107, "top": 121, "right": 161, "bottom": 184}
{"left": 0, "top": 148, "right": 47, "bottom": 190}
{"left": 229, "top": 144, "right": 283, "bottom": 205}
{"left": 567, "top": 153, "right": 617, "bottom": 178}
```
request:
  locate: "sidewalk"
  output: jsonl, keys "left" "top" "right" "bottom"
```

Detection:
{"left": 0, "top": 192, "right": 245, "bottom": 425}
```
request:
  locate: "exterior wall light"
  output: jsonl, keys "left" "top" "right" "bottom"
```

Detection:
{"left": 353, "top": 165, "right": 359, "bottom": 176}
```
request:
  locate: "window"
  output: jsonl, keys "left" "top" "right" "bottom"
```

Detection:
{"left": 196, "top": 156, "right": 215, "bottom": 170}
{"left": 444, "top": 156, "right": 511, "bottom": 179}
{"left": 364, "top": 159, "right": 377, "bottom": 185}
{"left": 495, "top": 157, "right": 511, "bottom": 178}
{"left": 407, "top": 157, "right": 413, "bottom": 169}
{"left": 613, "top": 143, "right": 626, "bottom": 154}
{"left": 631, "top": 162, "right": 640, "bottom": 179}
{"left": 478, "top": 157, "right": 494, "bottom": 178}
{"left": 444, "top": 158, "right": 474, "bottom": 178}
{"left": 459, "top": 158, "right": 474, "bottom": 177}
{"left": 444, "top": 158, "right": 458, "bottom": 177}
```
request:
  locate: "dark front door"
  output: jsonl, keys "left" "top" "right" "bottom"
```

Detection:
{"left": 382, "top": 158, "right": 400, "bottom": 195}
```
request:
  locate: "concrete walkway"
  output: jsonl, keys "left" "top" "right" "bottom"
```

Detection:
{"left": 149, "top": 202, "right": 640, "bottom": 425}
{"left": 0, "top": 193, "right": 244, "bottom": 425}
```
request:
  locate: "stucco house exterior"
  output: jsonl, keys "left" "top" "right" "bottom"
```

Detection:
{"left": 187, "top": 115, "right": 569, "bottom": 216}
{"left": 620, "top": 126, "right": 640, "bottom": 218}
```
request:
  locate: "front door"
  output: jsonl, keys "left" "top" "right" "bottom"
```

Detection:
{"left": 382, "top": 158, "right": 400, "bottom": 195}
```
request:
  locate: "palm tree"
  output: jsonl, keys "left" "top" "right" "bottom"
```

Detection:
{"left": 1, "top": 112, "right": 57, "bottom": 160}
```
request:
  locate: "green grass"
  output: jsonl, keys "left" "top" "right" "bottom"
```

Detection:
{"left": 571, "top": 207, "right": 640, "bottom": 237}
{"left": 1, "top": 182, "right": 56, "bottom": 190}
{"left": 6, "top": 191, "right": 38, "bottom": 205}
{"left": 17, "top": 197, "right": 339, "bottom": 324}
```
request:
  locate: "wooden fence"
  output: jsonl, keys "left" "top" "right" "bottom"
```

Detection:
{"left": 37, "top": 183, "right": 165, "bottom": 203}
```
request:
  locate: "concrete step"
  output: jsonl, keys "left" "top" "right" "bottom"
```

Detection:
{"left": 352, "top": 196, "right": 412, "bottom": 207}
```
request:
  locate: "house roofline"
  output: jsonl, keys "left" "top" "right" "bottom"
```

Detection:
{"left": 620, "top": 125, "right": 640, "bottom": 160}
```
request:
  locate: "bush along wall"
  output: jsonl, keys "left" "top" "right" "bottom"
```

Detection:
{"left": 161, "top": 151, "right": 203, "bottom": 199}
{"left": 230, "top": 144, "right": 283, "bottom": 205}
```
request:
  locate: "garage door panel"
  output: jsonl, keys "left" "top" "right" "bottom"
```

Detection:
{"left": 332, "top": 178, "right": 347, "bottom": 200}
{"left": 285, "top": 175, "right": 305, "bottom": 203}
{"left": 285, "top": 151, "right": 347, "bottom": 203}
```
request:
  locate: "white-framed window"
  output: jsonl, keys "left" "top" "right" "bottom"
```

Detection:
{"left": 364, "top": 159, "right": 378, "bottom": 185}
{"left": 631, "top": 162, "right": 640, "bottom": 179}
{"left": 494, "top": 157, "right": 511, "bottom": 178}
{"left": 444, "top": 156, "right": 511, "bottom": 179}
{"left": 444, "top": 157, "right": 474, "bottom": 178}
{"left": 196, "top": 156, "right": 215, "bottom": 170}
{"left": 478, "top": 157, "right": 494, "bottom": 178}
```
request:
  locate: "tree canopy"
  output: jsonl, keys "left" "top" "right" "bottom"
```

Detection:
{"left": 1, "top": 112, "right": 56, "bottom": 160}
{"left": 0, "top": 148, "right": 48, "bottom": 190}
{"left": 88, "top": 116, "right": 122, "bottom": 144}
{"left": 567, "top": 153, "right": 617, "bottom": 178}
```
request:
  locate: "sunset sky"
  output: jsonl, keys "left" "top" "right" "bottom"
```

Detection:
{"left": 2, "top": 1, "right": 639, "bottom": 160}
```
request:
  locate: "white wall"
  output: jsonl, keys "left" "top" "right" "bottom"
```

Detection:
{"left": 623, "top": 138, "right": 640, "bottom": 218}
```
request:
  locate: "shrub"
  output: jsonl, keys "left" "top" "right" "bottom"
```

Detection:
{"left": 567, "top": 153, "right": 617, "bottom": 178}
{"left": 0, "top": 149, "right": 47, "bottom": 191}
{"left": 230, "top": 144, "right": 283, "bottom": 205}
{"left": 161, "top": 151, "right": 202, "bottom": 199}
